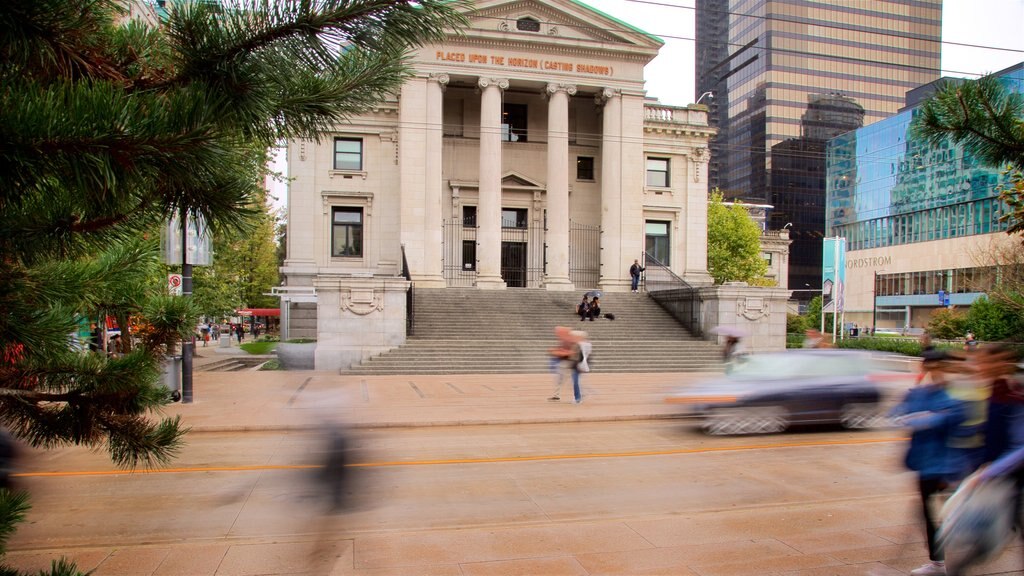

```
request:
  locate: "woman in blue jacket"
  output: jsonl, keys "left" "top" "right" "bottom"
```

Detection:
{"left": 891, "top": 353, "right": 968, "bottom": 576}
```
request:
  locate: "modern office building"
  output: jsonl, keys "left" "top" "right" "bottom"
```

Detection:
{"left": 278, "top": 0, "right": 716, "bottom": 370}
{"left": 695, "top": 0, "right": 730, "bottom": 191}
{"left": 770, "top": 94, "right": 864, "bottom": 292}
{"left": 695, "top": 0, "right": 942, "bottom": 291}
{"left": 825, "top": 63, "right": 1024, "bottom": 331}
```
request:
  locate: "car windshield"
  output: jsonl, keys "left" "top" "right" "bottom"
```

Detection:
{"left": 728, "top": 352, "right": 871, "bottom": 381}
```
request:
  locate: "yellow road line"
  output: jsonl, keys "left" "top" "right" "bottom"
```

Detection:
{"left": 14, "top": 436, "right": 906, "bottom": 478}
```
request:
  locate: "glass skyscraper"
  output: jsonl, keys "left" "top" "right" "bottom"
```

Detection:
{"left": 696, "top": 0, "right": 943, "bottom": 202}
{"left": 825, "top": 63, "right": 1023, "bottom": 330}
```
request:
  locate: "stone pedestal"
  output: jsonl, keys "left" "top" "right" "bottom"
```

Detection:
{"left": 313, "top": 277, "right": 411, "bottom": 371}
{"left": 699, "top": 283, "right": 792, "bottom": 352}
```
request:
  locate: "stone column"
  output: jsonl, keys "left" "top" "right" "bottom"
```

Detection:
{"left": 544, "top": 83, "right": 576, "bottom": 291}
{"left": 598, "top": 88, "right": 622, "bottom": 291}
{"left": 420, "top": 73, "right": 449, "bottom": 287}
{"left": 476, "top": 77, "right": 508, "bottom": 289}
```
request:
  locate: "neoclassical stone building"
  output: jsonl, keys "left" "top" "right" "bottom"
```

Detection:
{"left": 279, "top": 0, "right": 716, "bottom": 370}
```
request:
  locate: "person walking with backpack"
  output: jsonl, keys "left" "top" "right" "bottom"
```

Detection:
{"left": 629, "top": 259, "right": 644, "bottom": 293}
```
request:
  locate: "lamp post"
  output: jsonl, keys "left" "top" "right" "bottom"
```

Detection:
{"left": 871, "top": 269, "right": 885, "bottom": 335}
{"left": 696, "top": 91, "right": 714, "bottom": 105}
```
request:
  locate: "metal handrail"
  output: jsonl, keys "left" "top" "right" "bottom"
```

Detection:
{"left": 401, "top": 244, "right": 414, "bottom": 336}
{"left": 643, "top": 252, "right": 702, "bottom": 337}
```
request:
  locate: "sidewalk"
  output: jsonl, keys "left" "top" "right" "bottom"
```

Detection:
{"left": 167, "top": 366, "right": 708, "bottom": 431}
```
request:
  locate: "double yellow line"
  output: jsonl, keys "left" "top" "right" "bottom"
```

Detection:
{"left": 14, "top": 436, "right": 904, "bottom": 478}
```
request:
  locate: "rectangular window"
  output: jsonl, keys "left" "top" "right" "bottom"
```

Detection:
{"left": 331, "top": 207, "right": 363, "bottom": 257}
{"left": 462, "top": 205, "right": 477, "bottom": 227}
{"left": 645, "top": 220, "right": 670, "bottom": 265}
{"left": 577, "top": 156, "right": 594, "bottom": 180}
{"left": 501, "top": 103, "right": 528, "bottom": 142}
{"left": 501, "top": 208, "right": 528, "bottom": 229}
{"left": 461, "top": 240, "right": 476, "bottom": 271}
{"left": 333, "top": 138, "right": 363, "bottom": 171}
{"left": 646, "top": 158, "right": 670, "bottom": 187}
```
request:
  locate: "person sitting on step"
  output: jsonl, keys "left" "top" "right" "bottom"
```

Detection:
{"left": 576, "top": 295, "right": 590, "bottom": 322}
{"left": 587, "top": 296, "right": 601, "bottom": 321}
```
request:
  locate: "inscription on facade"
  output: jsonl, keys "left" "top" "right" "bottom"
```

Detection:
{"left": 846, "top": 256, "right": 892, "bottom": 268}
{"left": 435, "top": 51, "right": 613, "bottom": 76}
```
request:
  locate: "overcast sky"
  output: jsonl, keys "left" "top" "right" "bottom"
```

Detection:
{"left": 267, "top": 0, "right": 1024, "bottom": 209}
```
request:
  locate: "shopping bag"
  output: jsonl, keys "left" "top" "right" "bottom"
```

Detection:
{"left": 937, "top": 473, "right": 1016, "bottom": 572}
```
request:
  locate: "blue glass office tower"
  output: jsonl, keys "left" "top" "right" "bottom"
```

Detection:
{"left": 825, "top": 63, "right": 1023, "bottom": 330}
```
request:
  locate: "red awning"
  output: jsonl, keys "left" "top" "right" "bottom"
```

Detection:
{"left": 236, "top": 308, "right": 280, "bottom": 317}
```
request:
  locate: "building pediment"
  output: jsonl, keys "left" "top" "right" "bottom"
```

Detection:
{"left": 459, "top": 0, "right": 663, "bottom": 56}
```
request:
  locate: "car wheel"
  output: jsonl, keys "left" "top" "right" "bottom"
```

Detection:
{"left": 702, "top": 406, "right": 788, "bottom": 435}
{"left": 840, "top": 403, "right": 885, "bottom": 429}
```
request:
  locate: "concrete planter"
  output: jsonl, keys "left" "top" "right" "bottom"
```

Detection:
{"left": 276, "top": 341, "right": 317, "bottom": 370}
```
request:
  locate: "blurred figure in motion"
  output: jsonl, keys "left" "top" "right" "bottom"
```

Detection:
{"left": 308, "top": 422, "right": 360, "bottom": 572}
{"left": 569, "top": 330, "right": 590, "bottom": 404}
{"left": 0, "top": 428, "right": 19, "bottom": 490}
{"left": 721, "top": 335, "right": 744, "bottom": 373}
{"left": 802, "top": 329, "right": 831, "bottom": 349}
{"left": 548, "top": 326, "right": 574, "bottom": 402}
{"left": 891, "top": 352, "right": 968, "bottom": 576}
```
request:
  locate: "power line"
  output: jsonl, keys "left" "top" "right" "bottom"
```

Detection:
{"left": 626, "top": 0, "right": 1024, "bottom": 56}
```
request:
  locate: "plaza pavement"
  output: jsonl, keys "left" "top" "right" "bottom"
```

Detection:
{"left": 9, "top": 351, "right": 981, "bottom": 576}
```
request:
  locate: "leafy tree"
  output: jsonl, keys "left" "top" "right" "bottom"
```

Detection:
{"left": 191, "top": 188, "right": 281, "bottom": 319}
{"left": 0, "top": 0, "right": 466, "bottom": 571}
{"left": 707, "top": 190, "right": 769, "bottom": 284}
{"left": 966, "top": 296, "right": 1024, "bottom": 342}
{"left": 926, "top": 308, "right": 969, "bottom": 339}
{"left": 786, "top": 313, "right": 809, "bottom": 334}
{"left": 913, "top": 74, "right": 1024, "bottom": 235}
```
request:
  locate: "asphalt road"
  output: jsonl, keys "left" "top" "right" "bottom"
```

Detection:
{"left": 11, "top": 421, "right": 913, "bottom": 547}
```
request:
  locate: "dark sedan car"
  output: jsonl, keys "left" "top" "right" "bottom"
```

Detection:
{"left": 666, "top": 349, "right": 905, "bottom": 435}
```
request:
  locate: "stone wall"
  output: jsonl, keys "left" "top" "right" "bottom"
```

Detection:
{"left": 699, "top": 284, "right": 792, "bottom": 352}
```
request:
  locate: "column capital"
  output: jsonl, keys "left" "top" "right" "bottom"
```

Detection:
{"left": 478, "top": 77, "right": 509, "bottom": 90}
{"left": 545, "top": 83, "right": 578, "bottom": 97}
{"left": 595, "top": 87, "right": 621, "bottom": 105}
{"left": 427, "top": 72, "right": 450, "bottom": 86}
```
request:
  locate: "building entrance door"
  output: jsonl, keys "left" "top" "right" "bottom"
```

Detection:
{"left": 501, "top": 241, "right": 527, "bottom": 288}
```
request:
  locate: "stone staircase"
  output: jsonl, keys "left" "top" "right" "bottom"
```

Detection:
{"left": 196, "top": 356, "right": 274, "bottom": 372}
{"left": 345, "top": 288, "right": 723, "bottom": 374}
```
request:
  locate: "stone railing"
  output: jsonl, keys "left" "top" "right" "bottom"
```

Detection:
{"left": 643, "top": 103, "right": 709, "bottom": 127}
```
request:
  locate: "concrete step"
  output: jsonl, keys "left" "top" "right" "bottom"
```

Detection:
{"left": 346, "top": 288, "right": 717, "bottom": 375}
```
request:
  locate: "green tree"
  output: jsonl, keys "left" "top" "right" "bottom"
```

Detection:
{"left": 926, "top": 308, "right": 969, "bottom": 339}
{"left": 707, "top": 190, "right": 769, "bottom": 284}
{"left": 192, "top": 188, "right": 281, "bottom": 318}
{"left": 966, "top": 296, "right": 1024, "bottom": 342}
{"left": 0, "top": 0, "right": 466, "bottom": 571}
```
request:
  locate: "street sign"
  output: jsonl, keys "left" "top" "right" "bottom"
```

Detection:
{"left": 168, "top": 273, "right": 183, "bottom": 296}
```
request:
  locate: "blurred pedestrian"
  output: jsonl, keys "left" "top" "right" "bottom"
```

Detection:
{"left": 803, "top": 329, "right": 830, "bottom": 349}
{"left": 308, "top": 423, "right": 357, "bottom": 572}
{"left": 891, "top": 352, "right": 968, "bottom": 576}
{"left": 629, "top": 259, "right": 644, "bottom": 293}
{"left": 548, "top": 326, "right": 574, "bottom": 402}
{"left": 722, "top": 335, "right": 744, "bottom": 372}
{"left": 964, "top": 331, "right": 978, "bottom": 352}
{"left": 235, "top": 323, "right": 244, "bottom": 344}
{"left": 569, "top": 330, "right": 591, "bottom": 404}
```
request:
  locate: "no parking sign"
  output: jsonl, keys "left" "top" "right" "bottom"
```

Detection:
{"left": 168, "top": 273, "right": 183, "bottom": 296}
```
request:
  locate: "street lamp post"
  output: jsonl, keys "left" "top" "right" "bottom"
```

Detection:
{"left": 696, "top": 91, "right": 714, "bottom": 105}
{"left": 871, "top": 270, "right": 885, "bottom": 335}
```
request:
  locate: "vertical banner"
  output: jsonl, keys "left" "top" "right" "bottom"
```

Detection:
{"left": 821, "top": 237, "right": 847, "bottom": 341}
{"left": 161, "top": 214, "right": 213, "bottom": 266}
